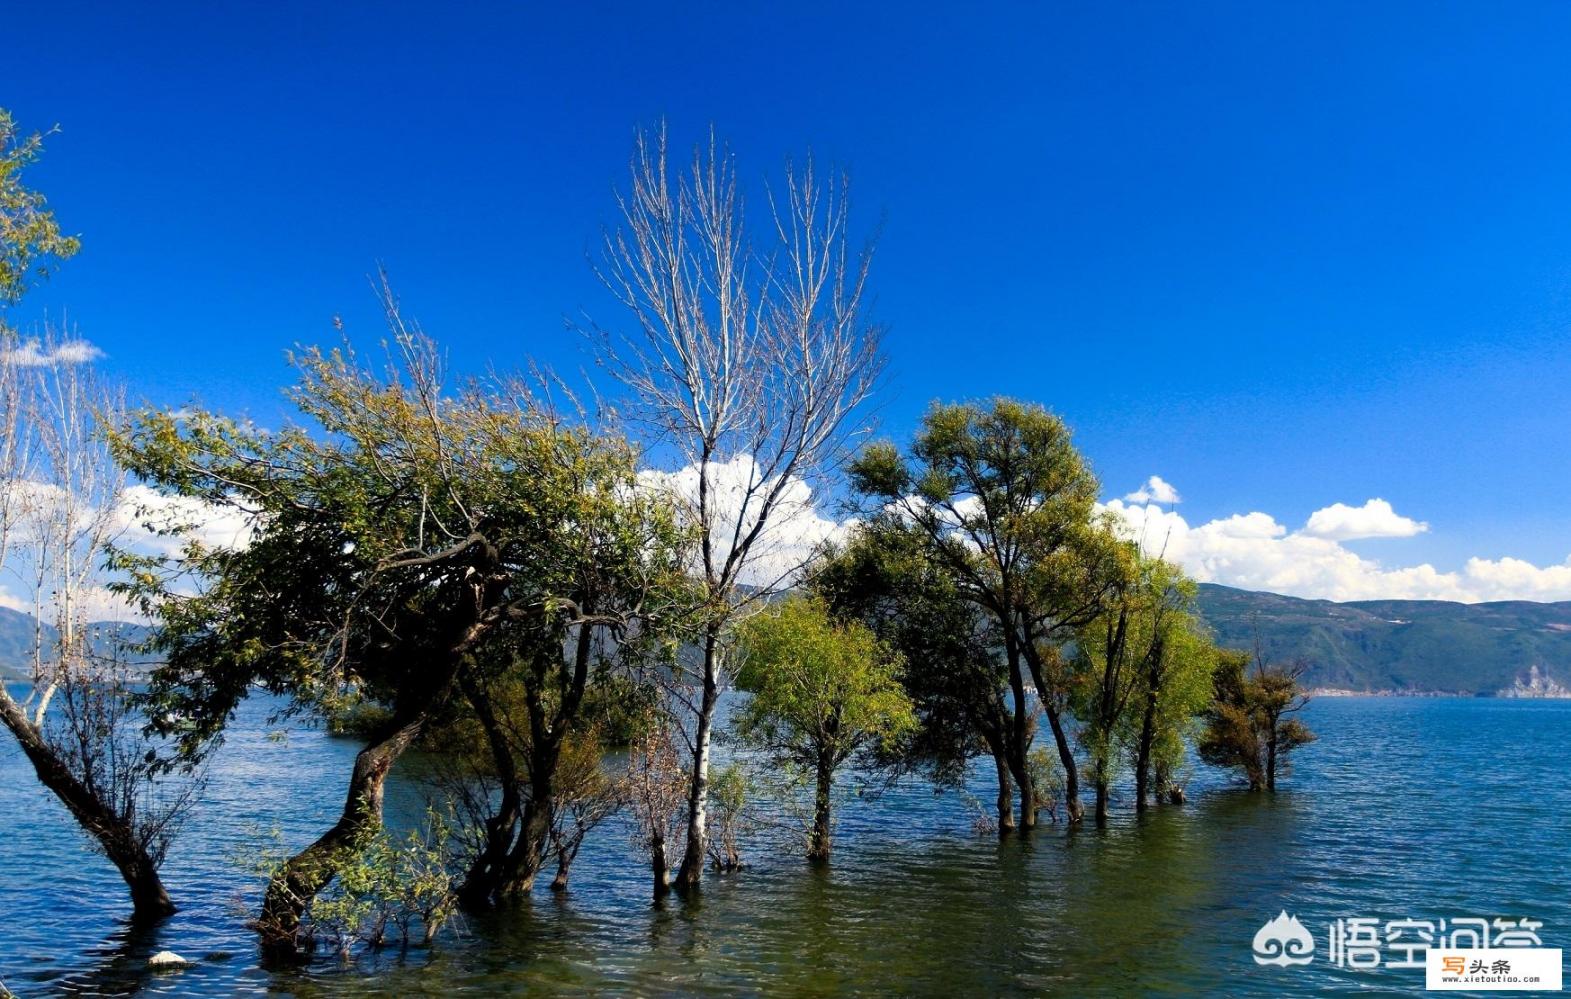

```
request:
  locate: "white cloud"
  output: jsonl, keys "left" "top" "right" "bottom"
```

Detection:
{"left": 0, "top": 338, "right": 105, "bottom": 367}
{"left": 639, "top": 454, "right": 849, "bottom": 590}
{"left": 1, "top": 482, "right": 255, "bottom": 627}
{"left": 1124, "top": 474, "right": 1182, "bottom": 505}
{"left": 1101, "top": 481, "right": 1571, "bottom": 604}
{"left": 111, "top": 485, "right": 256, "bottom": 557}
{"left": 1303, "top": 498, "right": 1428, "bottom": 541}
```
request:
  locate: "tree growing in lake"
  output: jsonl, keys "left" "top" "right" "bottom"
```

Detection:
{"left": 850, "top": 398, "right": 1127, "bottom": 824}
{"left": 110, "top": 292, "right": 685, "bottom": 954}
{"left": 1197, "top": 648, "right": 1315, "bottom": 791}
{"left": 0, "top": 328, "right": 190, "bottom": 922}
{"left": 0, "top": 115, "right": 194, "bottom": 922}
{"left": 811, "top": 518, "right": 1025, "bottom": 832}
{"left": 448, "top": 436, "right": 691, "bottom": 908}
{"left": 1071, "top": 552, "right": 1217, "bottom": 822}
{"left": 1125, "top": 572, "right": 1216, "bottom": 809}
{"left": 732, "top": 595, "right": 915, "bottom": 863}
{"left": 591, "top": 125, "right": 883, "bottom": 891}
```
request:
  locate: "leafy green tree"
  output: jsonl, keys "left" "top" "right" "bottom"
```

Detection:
{"left": 452, "top": 468, "right": 692, "bottom": 907}
{"left": 1068, "top": 543, "right": 1143, "bottom": 825}
{"left": 1127, "top": 581, "right": 1216, "bottom": 809}
{"left": 109, "top": 291, "right": 683, "bottom": 954}
{"left": 850, "top": 398, "right": 1127, "bottom": 824}
{"left": 1197, "top": 649, "right": 1315, "bottom": 791}
{"left": 705, "top": 762, "right": 751, "bottom": 872}
{"left": 812, "top": 518, "right": 1025, "bottom": 832}
{"left": 1072, "top": 554, "right": 1218, "bottom": 821}
{"left": 0, "top": 110, "right": 79, "bottom": 312}
{"left": 733, "top": 595, "right": 915, "bottom": 862}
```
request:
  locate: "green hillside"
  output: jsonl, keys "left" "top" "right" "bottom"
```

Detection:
{"left": 6, "top": 588, "right": 1569, "bottom": 695}
{"left": 1195, "top": 583, "right": 1571, "bottom": 694}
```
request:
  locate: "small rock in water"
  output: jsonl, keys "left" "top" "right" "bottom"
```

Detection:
{"left": 147, "top": 950, "right": 191, "bottom": 969}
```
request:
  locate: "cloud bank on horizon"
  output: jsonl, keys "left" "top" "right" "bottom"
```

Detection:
{"left": 1102, "top": 481, "right": 1571, "bottom": 604}
{"left": 9, "top": 459, "right": 1568, "bottom": 619}
{"left": 635, "top": 460, "right": 1571, "bottom": 605}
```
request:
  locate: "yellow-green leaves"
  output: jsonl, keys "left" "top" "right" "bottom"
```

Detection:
{"left": 733, "top": 595, "right": 916, "bottom": 768}
{"left": 0, "top": 110, "right": 79, "bottom": 311}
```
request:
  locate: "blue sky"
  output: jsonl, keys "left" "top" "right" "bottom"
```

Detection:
{"left": 6, "top": 1, "right": 1571, "bottom": 601}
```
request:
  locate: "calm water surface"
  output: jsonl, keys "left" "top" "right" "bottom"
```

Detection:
{"left": 1, "top": 694, "right": 1566, "bottom": 996}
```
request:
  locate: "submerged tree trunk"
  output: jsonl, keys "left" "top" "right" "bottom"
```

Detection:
{"left": 1265, "top": 728, "right": 1278, "bottom": 792}
{"left": 455, "top": 675, "right": 524, "bottom": 910}
{"left": 1022, "top": 643, "right": 1083, "bottom": 824}
{"left": 1004, "top": 640, "right": 1036, "bottom": 832}
{"left": 651, "top": 829, "right": 671, "bottom": 902}
{"left": 1134, "top": 693, "right": 1157, "bottom": 812}
{"left": 501, "top": 774, "right": 557, "bottom": 896}
{"left": 463, "top": 625, "right": 596, "bottom": 904}
{"left": 257, "top": 712, "right": 425, "bottom": 959}
{"left": 809, "top": 754, "right": 834, "bottom": 864}
{"left": 992, "top": 748, "right": 1015, "bottom": 835}
{"left": 551, "top": 838, "right": 577, "bottom": 892}
{"left": 1007, "top": 751, "right": 1036, "bottom": 832}
{"left": 1043, "top": 705, "right": 1083, "bottom": 823}
{"left": 0, "top": 688, "right": 175, "bottom": 922}
{"left": 675, "top": 631, "right": 720, "bottom": 892}
{"left": 1093, "top": 758, "right": 1111, "bottom": 826}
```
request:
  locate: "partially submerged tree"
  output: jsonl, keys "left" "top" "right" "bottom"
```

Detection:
{"left": 1197, "top": 648, "right": 1315, "bottom": 791}
{"left": 812, "top": 518, "right": 1023, "bottom": 832}
{"left": 592, "top": 126, "right": 883, "bottom": 890}
{"left": 732, "top": 595, "right": 915, "bottom": 863}
{"left": 0, "top": 335, "right": 195, "bottom": 921}
{"left": 850, "top": 398, "right": 1126, "bottom": 824}
{"left": 1071, "top": 552, "right": 1216, "bottom": 823}
{"left": 0, "top": 119, "right": 191, "bottom": 921}
{"left": 110, "top": 291, "right": 678, "bottom": 954}
{"left": 447, "top": 430, "right": 690, "bottom": 908}
{"left": 624, "top": 697, "right": 689, "bottom": 901}
{"left": 1126, "top": 573, "right": 1216, "bottom": 810}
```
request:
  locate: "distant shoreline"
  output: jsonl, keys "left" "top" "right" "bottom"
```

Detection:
{"left": 1310, "top": 686, "right": 1571, "bottom": 699}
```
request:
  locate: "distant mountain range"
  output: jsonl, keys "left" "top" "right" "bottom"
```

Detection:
{"left": 1195, "top": 583, "right": 1571, "bottom": 696}
{"left": 6, "top": 588, "right": 1569, "bottom": 696}
{"left": 0, "top": 607, "right": 151, "bottom": 684}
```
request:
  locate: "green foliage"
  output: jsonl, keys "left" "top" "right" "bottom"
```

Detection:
{"left": 733, "top": 595, "right": 917, "bottom": 775}
{"left": 1198, "top": 649, "right": 1315, "bottom": 791}
{"left": 706, "top": 762, "right": 751, "bottom": 872}
{"left": 811, "top": 518, "right": 1006, "bottom": 787}
{"left": 107, "top": 326, "right": 690, "bottom": 763}
{"left": 1071, "top": 555, "right": 1217, "bottom": 794}
{"left": 307, "top": 808, "right": 460, "bottom": 957}
{"left": 0, "top": 109, "right": 80, "bottom": 312}
{"left": 1138, "top": 604, "right": 1218, "bottom": 782}
{"left": 850, "top": 400, "right": 1122, "bottom": 630}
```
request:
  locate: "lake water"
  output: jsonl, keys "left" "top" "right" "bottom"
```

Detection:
{"left": 1, "top": 693, "right": 1566, "bottom": 996}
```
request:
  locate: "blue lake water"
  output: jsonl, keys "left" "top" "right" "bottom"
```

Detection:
{"left": 1, "top": 693, "right": 1566, "bottom": 996}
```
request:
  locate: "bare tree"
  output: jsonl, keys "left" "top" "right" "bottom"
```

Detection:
{"left": 624, "top": 699, "right": 689, "bottom": 902}
{"left": 0, "top": 327, "right": 195, "bottom": 922}
{"left": 591, "top": 125, "right": 883, "bottom": 891}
